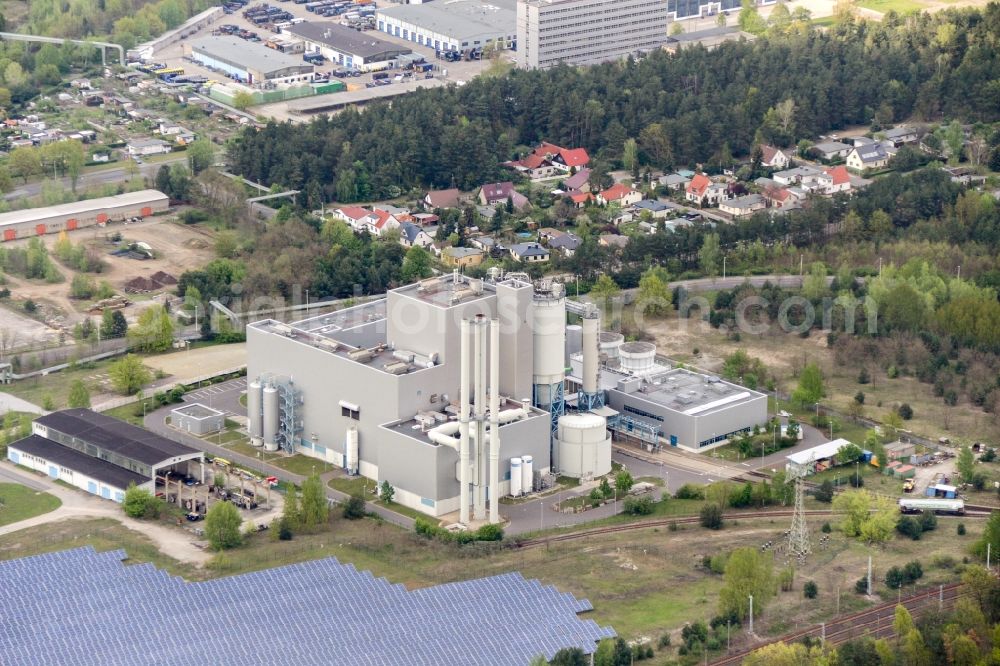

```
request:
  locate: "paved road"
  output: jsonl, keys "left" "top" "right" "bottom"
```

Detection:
{"left": 143, "top": 381, "right": 415, "bottom": 531}
{"left": 4, "top": 155, "right": 189, "bottom": 200}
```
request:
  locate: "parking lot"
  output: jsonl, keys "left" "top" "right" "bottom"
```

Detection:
{"left": 152, "top": 0, "right": 492, "bottom": 118}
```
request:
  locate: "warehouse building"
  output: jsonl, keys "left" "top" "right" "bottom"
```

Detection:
{"left": 185, "top": 36, "right": 314, "bottom": 85}
{"left": 516, "top": 0, "right": 670, "bottom": 69}
{"left": 0, "top": 190, "right": 168, "bottom": 242}
{"left": 7, "top": 409, "right": 204, "bottom": 502}
{"left": 376, "top": 0, "right": 517, "bottom": 55}
{"left": 284, "top": 21, "right": 412, "bottom": 71}
{"left": 567, "top": 338, "right": 768, "bottom": 452}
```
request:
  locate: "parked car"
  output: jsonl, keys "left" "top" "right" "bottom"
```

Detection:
{"left": 185, "top": 512, "right": 202, "bottom": 522}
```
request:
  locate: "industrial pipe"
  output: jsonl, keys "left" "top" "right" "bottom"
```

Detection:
{"left": 489, "top": 318, "right": 500, "bottom": 524}
{"left": 473, "top": 317, "right": 486, "bottom": 520}
{"left": 459, "top": 319, "right": 470, "bottom": 525}
{"left": 427, "top": 409, "right": 528, "bottom": 450}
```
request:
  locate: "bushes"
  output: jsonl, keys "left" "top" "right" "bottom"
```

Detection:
{"left": 803, "top": 581, "right": 818, "bottom": 599}
{"left": 623, "top": 496, "right": 654, "bottom": 515}
{"left": 814, "top": 480, "right": 834, "bottom": 503}
{"left": 675, "top": 484, "right": 705, "bottom": 500}
{"left": 885, "top": 560, "right": 924, "bottom": 589}
{"left": 898, "top": 403, "right": 914, "bottom": 420}
{"left": 855, "top": 577, "right": 870, "bottom": 594}
{"left": 700, "top": 503, "right": 723, "bottom": 530}
{"left": 414, "top": 518, "right": 504, "bottom": 544}
{"left": 958, "top": 523, "right": 966, "bottom": 536}
{"left": 121, "top": 483, "right": 161, "bottom": 519}
{"left": 342, "top": 495, "right": 366, "bottom": 520}
{"left": 898, "top": 511, "right": 939, "bottom": 540}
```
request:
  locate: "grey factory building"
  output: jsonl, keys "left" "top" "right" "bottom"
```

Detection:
{"left": 376, "top": 0, "right": 517, "bottom": 55}
{"left": 185, "top": 36, "right": 314, "bottom": 85}
{"left": 284, "top": 21, "right": 411, "bottom": 71}
{"left": 516, "top": 0, "right": 670, "bottom": 69}
{"left": 247, "top": 272, "right": 767, "bottom": 522}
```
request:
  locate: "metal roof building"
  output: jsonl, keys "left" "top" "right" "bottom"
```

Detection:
{"left": 185, "top": 36, "right": 314, "bottom": 84}
{"left": 376, "top": 0, "right": 517, "bottom": 53}
{"left": 285, "top": 21, "right": 411, "bottom": 70}
{"left": 0, "top": 547, "right": 615, "bottom": 665}
{"left": 7, "top": 409, "right": 203, "bottom": 503}
{"left": 0, "top": 190, "right": 168, "bottom": 241}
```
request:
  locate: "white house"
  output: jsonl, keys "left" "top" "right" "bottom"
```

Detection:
{"left": 126, "top": 138, "right": 171, "bottom": 157}
{"left": 846, "top": 144, "right": 891, "bottom": 172}
{"left": 719, "top": 194, "right": 766, "bottom": 218}
{"left": 399, "top": 222, "right": 435, "bottom": 249}
{"left": 509, "top": 242, "right": 550, "bottom": 263}
{"left": 760, "top": 145, "right": 791, "bottom": 169}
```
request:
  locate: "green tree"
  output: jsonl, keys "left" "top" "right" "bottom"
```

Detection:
{"left": 792, "top": 362, "right": 824, "bottom": 407}
{"left": 593, "top": 637, "right": 631, "bottom": 666}
{"left": 9, "top": 146, "right": 41, "bottom": 183}
{"left": 814, "top": 479, "right": 834, "bottom": 503}
{"left": 549, "top": 647, "right": 588, "bottom": 666}
{"left": 100, "top": 309, "right": 128, "bottom": 339}
{"left": 801, "top": 262, "right": 828, "bottom": 300}
{"left": 589, "top": 274, "right": 620, "bottom": 314}
{"left": 283, "top": 484, "right": 301, "bottom": 529}
{"left": 957, "top": 444, "right": 975, "bottom": 484}
{"left": 232, "top": 91, "right": 254, "bottom": 111}
{"left": 401, "top": 246, "right": 433, "bottom": 282}
{"left": 67, "top": 379, "right": 90, "bottom": 408}
{"left": 108, "top": 354, "right": 152, "bottom": 395}
{"left": 379, "top": 480, "right": 395, "bottom": 503}
{"left": 128, "top": 304, "right": 174, "bottom": 352}
{"left": 974, "top": 511, "right": 1000, "bottom": 560}
{"left": 719, "top": 547, "right": 774, "bottom": 621}
{"left": 343, "top": 494, "right": 366, "bottom": 519}
{"left": 700, "top": 503, "right": 723, "bottom": 529}
{"left": 122, "top": 482, "right": 159, "bottom": 518}
{"left": 300, "top": 473, "right": 329, "bottom": 528}
{"left": 614, "top": 469, "right": 634, "bottom": 495}
{"left": 186, "top": 138, "right": 215, "bottom": 174}
{"left": 698, "top": 233, "right": 721, "bottom": 276}
{"left": 0, "top": 166, "right": 12, "bottom": 194}
{"left": 622, "top": 137, "right": 639, "bottom": 177}
{"left": 637, "top": 267, "right": 671, "bottom": 316}
{"left": 205, "top": 500, "right": 243, "bottom": 550}
{"left": 738, "top": 0, "right": 767, "bottom": 34}
{"left": 837, "top": 441, "right": 864, "bottom": 466}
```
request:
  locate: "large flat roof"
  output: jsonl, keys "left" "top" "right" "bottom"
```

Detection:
{"left": 190, "top": 36, "right": 311, "bottom": 75}
{"left": 377, "top": 0, "right": 517, "bottom": 41}
{"left": 36, "top": 409, "right": 200, "bottom": 466}
{"left": 0, "top": 546, "right": 614, "bottom": 664}
{"left": 609, "top": 368, "right": 764, "bottom": 415}
{"left": 10, "top": 434, "right": 149, "bottom": 489}
{"left": 287, "top": 21, "right": 412, "bottom": 59}
{"left": 287, "top": 77, "right": 448, "bottom": 114}
{"left": 0, "top": 190, "right": 167, "bottom": 229}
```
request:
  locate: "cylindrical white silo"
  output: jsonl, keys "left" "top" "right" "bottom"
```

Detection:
{"left": 510, "top": 457, "right": 522, "bottom": 496}
{"left": 565, "top": 324, "right": 582, "bottom": 365}
{"left": 556, "top": 413, "right": 612, "bottom": 479}
{"left": 600, "top": 331, "right": 624, "bottom": 359}
{"left": 582, "top": 316, "right": 599, "bottom": 394}
{"left": 521, "top": 455, "right": 533, "bottom": 493}
{"left": 262, "top": 384, "right": 279, "bottom": 452}
{"left": 619, "top": 341, "right": 656, "bottom": 374}
{"left": 345, "top": 427, "right": 359, "bottom": 475}
{"left": 532, "top": 295, "right": 566, "bottom": 402}
{"left": 247, "top": 379, "right": 263, "bottom": 447}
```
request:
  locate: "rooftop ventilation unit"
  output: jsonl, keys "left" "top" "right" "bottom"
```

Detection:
{"left": 384, "top": 361, "right": 409, "bottom": 375}
{"left": 348, "top": 348, "right": 374, "bottom": 363}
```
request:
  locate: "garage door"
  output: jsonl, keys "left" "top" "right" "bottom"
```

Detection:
{"left": 3, "top": 229, "right": 15, "bottom": 241}
{"left": 114, "top": 491, "right": 124, "bottom": 503}
{"left": 96, "top": 213, "right": 108, "bottom": 223}
{"left": 87, "top": 481, "right": 97, "bottom": 494}
{"left": 141, "top": 207, "right": 152, "bottom": 216}
{"left": 67, "top": 218, "right": 78, "bottom": 230}
{"left": 8, "top": 451, "right": 18, "bottom": 464}
{"left": 48, "top": 466, "right": 58, "bottom": 479}
{"left": 35, "top": 224, "right": 46, "bottom": 235}
{"left": 101, "top": 486, "right": 111, "bottom": 499}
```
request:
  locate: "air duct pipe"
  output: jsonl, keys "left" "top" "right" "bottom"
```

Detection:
{"left": 489, "top": 318, "right": 500, "bottom": 524}
{"left": 459, "top": 319, "right": 471, "bottom": 525}
{"left": 427, "top": 408, "right": 527, "bottom": 449}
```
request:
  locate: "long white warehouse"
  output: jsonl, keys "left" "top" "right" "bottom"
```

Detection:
{"left": 0, "top": 189, "right": 168, "bottom": 241}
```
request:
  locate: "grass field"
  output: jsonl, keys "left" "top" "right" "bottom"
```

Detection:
{"left": 0, "top": 509, "right": 979, "bottom": 662}
{"left": 0, "top": 358, "right": 121, "bottom": 411}
{"left": 855, "top": 0, "right": 923, "bottom": 13}
{"left": 269, "top": 454, "right": 333, "bottom": 477}
{"left": 0, "top": 483, "right": 61, "bottom": 527}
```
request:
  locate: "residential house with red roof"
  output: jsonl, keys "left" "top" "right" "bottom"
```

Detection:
{"left": 597, "top": 183, "right": 642, "bottom": 206}
{"left": 505, "top": 142, "right": 591, "bottom": 181}
{"left": 822, "top": 165, "right": 852, "bottom": 194}
{"left": 478, "top": 182, "right": 531, "bottom": 211}
{"left": 759, "top": 145, "right": 791, "bottom": 169}
{"left": 685, "top": 174, "right": 728, "bottom": 206}
{"left": 424, "top": 188, "right": 462, "bottom": 209}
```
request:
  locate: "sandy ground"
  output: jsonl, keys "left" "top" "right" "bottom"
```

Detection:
{"left": 143, "top": 343, "right": 247, "bottom": 379}
{"left": 4, "top": 217, "right": 215, "bottom": 327}
{"left": 0, "top": 464, "right": 210, "bottom": 565}
{"left": 0, "top": 301, "right": 61, "bottom": 348}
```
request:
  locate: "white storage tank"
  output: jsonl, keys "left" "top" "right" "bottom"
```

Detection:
{"left": 565, "top": 324, "right": 582, "bottom": 365}
{"left": 600, "top": 331, "right": 625, "bottom": 359}
{"left": 521, "top": 455, "right": 533, "bottom": 493}
{"left": 556, "top": 413, "right": 612, "bottom": 479}
{"left": 532, "top": 294, "right": 566, "bottom": 393}
{"left": 247, "top": 379, "right": 263, "bottom": 447}
{"left": 345, "top": 427, "right": 359, "bottom": 475}
{"left": 619, "top": 341, "right": 656, "bottom": 374}
{"left": 510, "top": 457, "right": 522, "bottom": 496}
{"left": 262, "top": 384, "right": 279, "bottom": 452}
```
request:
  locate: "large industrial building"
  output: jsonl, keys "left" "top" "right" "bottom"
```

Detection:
{"left": 185, "top": 36, "right": 314, "bottom": 85}
{"left": 376, "top": 0, "right": 517, "bottom": 55}
{"left": 516, "top": 0, "right": 670, "bottom": 69}
{"left": 284, "top": 21, "right": 412, "bottom": 71}
{"left": 0, "top": 190, "right": 168, "bottom": 241}
{"left": 7, "top": 409, "right": 203, "bottom": 502}
{"left": 247, "top": 271, "right": 768, "bottom": 522}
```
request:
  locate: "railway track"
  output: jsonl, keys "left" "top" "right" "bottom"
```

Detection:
{"left": 513, "top": 508, "right": 989, "bottom": 549}
{"left": 711, "top": 583, "right": 964, "bottom": 665}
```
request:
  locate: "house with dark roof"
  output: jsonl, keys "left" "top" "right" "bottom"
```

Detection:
{"left": 631, "top": 199, "right": 671, "bottom": 219}
{"left": 846, "top": 144, "right": 891, "bottom": 172}
{"left": 7, "top": 408, "right": 203, "bottom": 503}
{"left": 563, "top": 168, "right": 591, "bottom": 192}
{"left": 478, "top": 182, "right": 530, "bottom": 211}
{"left": 441, "top": 246, "right": 484, "bottom": 268}
{"left": 547, "top": 232, "right": 582, "bottom": 257}
{"left": 719, "top": 194, "right": 766, "bottom": 218}
{"left": 811, "top": 141, "right": 853, "bottom": 161}
{"left": 658, "top": 173, "right": 691, "bottom": 191}
{"left": 883, "top": 126, "right": 918, "bottom": 146}
{"left": 424, "top": 188, "right": 462, "bottom": 209}
{"left": 759, "top": 144, "right": 791, "bottom": 169}
{"left": 399, "top": 222, "right": 435, "bottom": 249}
{"left": 509, "top": 242, "right": 550, "bottom": 263}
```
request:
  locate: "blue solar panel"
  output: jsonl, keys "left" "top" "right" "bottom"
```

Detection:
{"left": 0, "top": 547, "right": 615, "bottom": 665}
